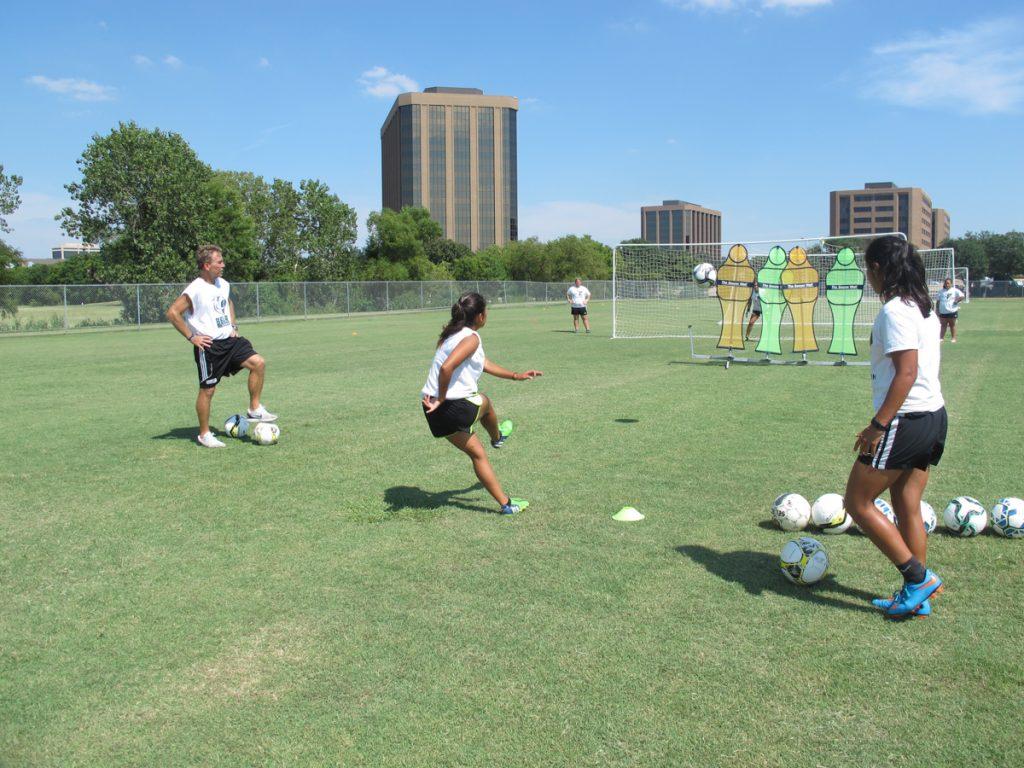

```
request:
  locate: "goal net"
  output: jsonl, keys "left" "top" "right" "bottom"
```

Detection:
{"left": 612, "top": 235, "right": 955, "bottom": 363}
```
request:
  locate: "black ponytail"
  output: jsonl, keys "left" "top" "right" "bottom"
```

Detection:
{"left": 865, "top": 236, "right": 932, "bottom": 318}
{"left": 438, "top": 292, "right": 487, "bottom": 345}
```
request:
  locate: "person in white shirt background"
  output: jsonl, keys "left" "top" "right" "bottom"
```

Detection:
{"left": 421, "top": 292, "right": 543, "bottom": 515}
{"left": 843, "top": 235, "right": 948, "bottom": 619}
{"left": 566, "top": 278, "right": 592, "bottom": 333}
{"left": 936, "top": 277, "right": 965, "bottom": 343}
{"left": 166, "top": 245, "right": 277, "bottom": 448}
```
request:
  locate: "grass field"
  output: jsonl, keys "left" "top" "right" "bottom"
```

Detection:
{"left": 2, "top": 300, "right": 1022, "bottom": 767}
{"left": 0, "top": 301, "right": 125, "bottom": 332}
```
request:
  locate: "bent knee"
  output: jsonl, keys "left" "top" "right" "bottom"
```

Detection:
{"left": 248, "top": 354, "right": 266, "bottom": 370}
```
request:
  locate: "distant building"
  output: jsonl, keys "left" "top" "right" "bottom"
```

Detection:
{"left": 381, "top": 87, "right": 518, "bottom": 250}
{"left": 640, "top": 200, "right": 722, "bottom": 246}
{"left": 51, "top": 242, "right": 100, "bottom": 260}
{"left": 932, "top": 208, "right": 950, "bottom": 248}
{"left": 829, "top": 183, "right": 949, "bottom": 250}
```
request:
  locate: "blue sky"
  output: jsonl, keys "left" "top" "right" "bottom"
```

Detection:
{"left": 2, "top": 0, "right": 1022, "bottom": 259}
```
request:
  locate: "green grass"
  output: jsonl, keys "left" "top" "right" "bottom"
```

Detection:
{"left": 0, "top": 301, "right": 125, "bottom": 332}
{"left": 1, "top": 300, "right": 1022, "bottom": 767}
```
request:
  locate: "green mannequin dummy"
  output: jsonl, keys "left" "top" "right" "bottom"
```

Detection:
{"left": 755, "top": 245, "right": 788, "bottom": 355}
{"left": 825, "top": 247, "right": 865, "bottom": 355}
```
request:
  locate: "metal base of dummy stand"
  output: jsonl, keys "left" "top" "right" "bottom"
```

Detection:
{"left": 687, "top": 326, "right": 869, "bottom": 368}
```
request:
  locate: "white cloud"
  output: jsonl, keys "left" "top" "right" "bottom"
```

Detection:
{"left": 26, "top": 76, "right": 116, "bottom": 102}
{"left": 358, "top": 66, "right": 419, "bottom": 98}
{"left": 163, "top": 54, "right": 183, "bottom": 68}
{"left": 258, "top": 57, "right": 270, "bottom": 68}
{"left": 663, "top": 0, "right": 830, "bottom": 11}
{"left": 132, "top": 54, "right": 153, "bottom": 66}
{"left": 608, "top": 19, "right": 650, "bottom": 33}
{"left": 865, "top": 19, "right": 1024, "bottom": 114}
{"left": 519, "top": 201, "right": 641, "bottom": 246}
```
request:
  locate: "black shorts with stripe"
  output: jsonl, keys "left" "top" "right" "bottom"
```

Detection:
{"left": 423, "top": 394, "right": 483, "bottom": 438}
{"left": 859, "top": 407, "right": 947, "bottom": 471}
{"left": 194, "top": 336, "right": 256, "bottom": 389}
{"left": 571, "top": 306, "right": 588, "bottom": 316}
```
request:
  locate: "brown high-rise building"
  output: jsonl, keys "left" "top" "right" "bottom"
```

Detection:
{"left": 932, "top": 208, "right": 950, "bottom": 247}
{"left": 381, "top": 87, "right": 518, "bottom": 250}
{"left": 829, "top": 182, "right": 950, "bottom": 250}
{"left": 640, "top": 200, "right": 722, "bottom": 246}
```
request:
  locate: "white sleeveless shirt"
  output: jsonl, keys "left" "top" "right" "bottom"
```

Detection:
{"left": 422, "top": 327, "right": 485, "bottom": 399}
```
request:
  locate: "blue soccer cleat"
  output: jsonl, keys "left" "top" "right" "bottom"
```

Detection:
{"left": 884, "top": 570, "right": 944, "bottom": 619}
{"left": 872, "top": 595, "right": 932, "bottom": 617}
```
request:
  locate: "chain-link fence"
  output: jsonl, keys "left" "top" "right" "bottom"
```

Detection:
{"left": 0, "top": 280, "right": 614, "bottom": 334}
{"left": 968, "top": 280, "right": 1024, "bottom": 299}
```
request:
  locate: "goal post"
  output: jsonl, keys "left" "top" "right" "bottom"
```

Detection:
{"left": 611, "top": 234, "right": 955, "bottom": 365}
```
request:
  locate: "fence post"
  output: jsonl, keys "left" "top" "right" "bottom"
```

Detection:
{"left": 476, "top": 280, "right": 480, "bottom": 295}
{"left": 449, "top": 282, "right": 453, "bottom": 304}
{"left": 136, "top": 285, "right": 142, "bottom": 328}
{"left": 545, "top": 283, "right": 548, "bottom": 302}
{"left": 420, "top": 282, "right": 424, "bottom": 308}
{"left": 385, "top": 282, "right": 389, "bottom": 312}
{"left": 63, "top": 285, "right": 68, "bottom": 332}
{"left": 256, "top": 283, "right": 261, "bottom": 321}
{"left": 303, "top": 282, "right": 308, "bottom": 320}
{"left": 346, "top": 282, "right": 351, "bottom": 314}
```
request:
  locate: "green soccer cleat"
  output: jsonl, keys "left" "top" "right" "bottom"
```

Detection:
{"left": 492, "top": 420, "right": 514, "bottom": 448}
{"left": 500, "top": 498, "right": 530, "bottom": 515}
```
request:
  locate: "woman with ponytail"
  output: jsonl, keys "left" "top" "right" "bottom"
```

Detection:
{"left": 421, "top": 293, "right": 542, "bottom": 514}
{"left": 843, "top": 235, "right": 947, "bottom": 619}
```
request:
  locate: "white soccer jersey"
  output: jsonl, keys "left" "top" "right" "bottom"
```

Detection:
{"left": 870, "top": 297, "right": 944, "bottom": 413}
{"left": 183, "top": 277, "right": 233, "bottom": 340}
{"left": 422, "top": 327, "right": 485, "bottom": 400}
{"left": 937, "top": 287, "right": 964, "bottom": 315}
{"left": 567, "top": 285, "right": 590, "bottom": 308}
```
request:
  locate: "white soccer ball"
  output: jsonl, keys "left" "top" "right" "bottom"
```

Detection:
{"left": 811, "top": 493, "right": 852, "bottom": 534}
{"left": 990, "top": 497, "right": 1024, "bottom": 538}
{"left": 771, "top": 493, "right": 811, "bottom": 531}
{"left": 692, "top": 262, "right": 714, "bottom": 283}
{"left": 779, "top": 537, "right": 829, "bottom": 585}
{"left": 920, "top": 501, "right": 938, "bottom": 534}
{"left": 706, "top": 267, "right": 717, "bottom": 284}
{"left": 854, "top": 498, "right": 897, "bottom": 532}
{"left": 224, "top": 414, "right": 249, "bottom": 438}
{"left": 251, "top": 422, "right": 281, "bottom": 446}
{"left": 943, "top": 496, "right": 987, "bottom": 537}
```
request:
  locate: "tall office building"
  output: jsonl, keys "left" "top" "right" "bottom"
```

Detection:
{"left": 829, "top": 182, "right": 950, "bottom": 250}
{"left": 381, "top": 87, "right": 518, "bottom": 250}
{"left": 932, "top": 208, "right": 950, "bottom": 247}
{"left": 640, "top": 200, "right": 722, "bottom": 246}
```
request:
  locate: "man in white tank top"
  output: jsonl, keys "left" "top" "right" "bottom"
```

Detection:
{"left": 566, "top": 278, "right": 592, "bottom": 333}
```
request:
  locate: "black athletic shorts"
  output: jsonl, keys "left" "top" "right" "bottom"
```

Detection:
{"left": 938, "top": 312, "right": 958, "bottom": 319}
{"left": 423, "top": 394, "right": 483, "bottom": 438}
{"left": 750, "top": 310, "right": 762, "bottom": 317}
{"left": 571, "top": 306, "right": 588, "bottom": 316}
{"left": 859, "top": 407, "right": 947, "bottom": 471}
{"left": 194, "top": 336, "right": 257, "bottom": 388}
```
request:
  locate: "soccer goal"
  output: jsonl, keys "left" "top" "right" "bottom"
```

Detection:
{"left": 611, "top": 234, "right": 956, "bottom": 366}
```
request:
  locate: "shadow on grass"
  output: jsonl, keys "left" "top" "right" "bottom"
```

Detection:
{"left": 550, "top": 329, "right": 582, "bottom": 334}
{"left": 152, "top": 427, "right": 198, "bottom": 441}
{"left": 614, "top": 418, "right": 640, "bottom": 424}
{"left": 384, "top": 484, "right": 496, "bottom": 515}
{"left": 674, "top": 545, "right": 879, "bottom": 614}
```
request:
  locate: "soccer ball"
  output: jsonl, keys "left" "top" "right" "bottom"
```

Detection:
{"left": 779, "top": 537, "right": 829, "bottom": 585}
{"left": 251, "top": 422, "right": 281, "bottom": 446}
{"left": 692, "top": 262, "right": 714, "bottom": 283}
{"left": 224, "top": 414, "right": 249, "bottom": 438}
{"left": 943, "top": 496, "right": 987, "bottom": 536}
{"left": 811, "top": 493, "right": 852, "bottom": 534}
{"left": 920, "top": 501, "right": 938, "bottom": 534}
{"left": 990, "top": 497, "right": 1024, "bottom": 538}
{"left": 771, "top": 493, "right": 811, "bottom": 531}
{"left": 706, "top": 267, "right": 717, "bottom": 284}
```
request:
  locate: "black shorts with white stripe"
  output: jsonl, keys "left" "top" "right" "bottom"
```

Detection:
{"left": 194, "top": 336, "right": 257, "bottom": 389}
{"left": 859, "top": 407, "right": 948, "bottom": 471}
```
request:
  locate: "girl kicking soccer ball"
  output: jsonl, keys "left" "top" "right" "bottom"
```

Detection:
{"left": 844, "top": 236, "right": 947, "bottom": 619}
{"left": 422, "top": 293, "right": 542, "bottom": 514}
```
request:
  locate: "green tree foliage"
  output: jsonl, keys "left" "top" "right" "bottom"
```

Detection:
{"left": 362, "top": 207, "right": 443, "bottom": 280}
{"left": 944, "top": 232, "right": 1024, "bottom": 278}
{"left": 425, "top": 237, "right": 473, "bottom": 266}
{"left": 59, "top": 122, "right": 214, "bottom": 282}
{"left": 543, "top": 235, "right": 613, "bottom": 280}
{"left": 451, "top": 247, "right": 509, "bottom": 280}
{"left": 198, "top": 175, "right": 260, "bottom": 281}
{"left": 296, "top": 179, "right": 359, "bottom": 281}
{"left": 0, "top": 163, "right": 23, "bottom": 234}
{"left": 0, "top": 165, "right": 24, "bottom": 314}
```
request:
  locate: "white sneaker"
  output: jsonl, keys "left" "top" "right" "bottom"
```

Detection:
{"left": 197, "top": 432, "right": 226, "bottom": 448}
{"left": 247, "top": 404, "right": 278, "bottom": 422}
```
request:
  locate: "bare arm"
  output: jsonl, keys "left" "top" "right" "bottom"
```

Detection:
{"left": 166, "top": 294, "right": 212, "bottom": 349}
{"left": 854, "top": 349, "right": 917, "bottom": 454}
{"left": 229, "top": 300, "right": 238, "bottom": 336}
{"left": 483, "top": 359, "right": 542, "bottom": 381}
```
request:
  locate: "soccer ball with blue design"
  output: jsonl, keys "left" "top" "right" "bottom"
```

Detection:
{"left": 990, "top": 497, "right": 1024, "bottom": 538}
{"left": 692, "top": 263, "right": 714, "bottom": 284}
{"left": 224, "top": 414, "right": 249, "bottom": 438}
{"left": 920, "top": 501, "right": 938, "bottom": 534}
{"left": 854, "top": 498, "right": 897, "bottom": 532}
{"left": 771, "top": 493, "right": 811, "bottom": 531}
{"left": 779, "top": 537, "right": 829, "bottom": 585}
{"left": 943, "top": 496, "right": 987, "bottom": 537}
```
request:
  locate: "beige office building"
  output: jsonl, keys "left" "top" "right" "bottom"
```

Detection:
{"left": 381, "top": 87, "right": 518, "bottom": 250}
{"left": 829, "top": 182, "right": 950, "bottom": 250}
{"left": 641, "top": 200, "right": 722, "bottom": 247}
{"left": 932, "top": 208, "right": 950, "bottom": 247}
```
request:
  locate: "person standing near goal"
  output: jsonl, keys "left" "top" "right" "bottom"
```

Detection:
{"left": 843, "top": 235, "right": 947, "bottom": 619}
{"left": 566, "top": 278, "right": 591, "bottom": 333}
{"left": 936, "top": 278, "right": 965, "bottom": 343}
{"left": 166, "top": 244, "right": 277, "bottom": 448}
{"left": 744, "top": 280, "right": 762, "bottom": 342}
{"left": 422, "top": 292, "right": 542, "bottom": 515}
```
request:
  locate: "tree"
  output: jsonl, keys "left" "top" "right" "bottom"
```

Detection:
{"left": 59, "top": 122, "right": 214, "bottom": 282}
{"left": 198, "top": 176, "right": 260, "bottom": 281}
{"left": 425, "top": 237, "right": 472, "bottom": 266}
{"left": 0, "top": 164, "right": 23, "bottom": 234}
{"left": 451, "top": 247, "right": 509, "bottom": 280}
{"left": 499, "top": 238, "right": 550, "bottom": 281}
{"left": 943, "top": 235, "right": 988, "bottom": 277}
{"left": 297, "top": 179, "right": 359, "bottom": 281}
{"left": 363, "top": 207, "right": 443, "bottom": 279}
{"left": 544, "top": 235, "right": 613, "bottom": 280}
{"left": 985, "top": 232, "right": 1024, "bottom": 278}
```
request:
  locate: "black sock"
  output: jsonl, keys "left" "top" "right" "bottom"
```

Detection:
{"left": 898, "top": 557, "right": 927, "bottom": 585}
